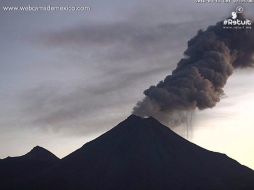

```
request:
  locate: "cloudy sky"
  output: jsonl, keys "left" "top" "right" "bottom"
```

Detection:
{"left": 0, "top": 0, "right": 254, "bottom": 169}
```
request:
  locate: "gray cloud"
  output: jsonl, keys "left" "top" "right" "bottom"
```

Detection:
{"left": 43, "top": 21, "right": 207, "bottom": 62}
{"left": 19, "top": 19, "right": 212, "bottom": 134}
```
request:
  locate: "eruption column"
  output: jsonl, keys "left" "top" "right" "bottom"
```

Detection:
{"left": 133, "top": 14, "right": 254, "bottom": 127}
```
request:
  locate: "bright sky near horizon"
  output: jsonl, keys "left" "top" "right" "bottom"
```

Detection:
{"left": 0, "top": 0, "right": 254, "bottom": 169}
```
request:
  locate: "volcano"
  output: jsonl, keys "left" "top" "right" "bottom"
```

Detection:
{"left": 2, "top": 115, "right": 254, "bottom": 190}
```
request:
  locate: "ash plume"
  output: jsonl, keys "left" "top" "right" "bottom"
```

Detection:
{"left": 133, "top": 14, "right": 254, "bottom": 126}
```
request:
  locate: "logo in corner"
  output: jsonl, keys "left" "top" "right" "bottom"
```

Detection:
{"left": 231, "top": 12, "right": 237, "bottom": 19}
{"left": 223, "top": 6, "right": 252, "bottom": 30}
{"left": 236, "top": 6, "right": 244, "bottom": 14}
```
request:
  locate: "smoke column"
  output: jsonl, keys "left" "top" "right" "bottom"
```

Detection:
{"left": 133, "top": 14, "right": 254, "bottom": 127}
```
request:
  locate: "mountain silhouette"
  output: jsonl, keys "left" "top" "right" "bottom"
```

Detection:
{"left": 2, "top": 115, "right": 254, "bottom": 190}
{"left": 0, "top": 146, "right": 59, "bottom": 189}
{"left": 21, "top": 146, "right": 59, "bottom": 161}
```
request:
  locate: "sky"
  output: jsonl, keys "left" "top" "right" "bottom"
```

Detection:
{"left": 0, "top": 0, "right": 254, "bottom": 169}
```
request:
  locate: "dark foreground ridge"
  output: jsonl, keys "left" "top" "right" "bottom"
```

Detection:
{"left": 1, "top": 115, "right": 254, "bottom": 190}
{"left": 0, "top": 146, "right": 59, "bottom": 189}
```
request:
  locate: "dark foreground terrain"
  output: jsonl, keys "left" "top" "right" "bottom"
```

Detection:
{"left": 1, "top": 115, "right": 254, "bottom": 190}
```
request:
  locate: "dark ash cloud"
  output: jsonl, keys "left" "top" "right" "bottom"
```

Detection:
{"left": 133, "top": 14, "right": 254, "bottom": 126}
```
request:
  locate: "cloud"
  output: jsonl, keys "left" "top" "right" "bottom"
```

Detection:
{"left": 6, "top": 0, "right": 237, "bottom": 135}
{"left": 43, "top": 21, "right": 203, "bottom": 62}
{"left": 19, "top": 19, "right": 212, "bottom": 134}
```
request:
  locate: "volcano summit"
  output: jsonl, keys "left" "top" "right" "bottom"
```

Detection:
{"left": 1, "top": 115, "right": 253, "bottom": 190}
